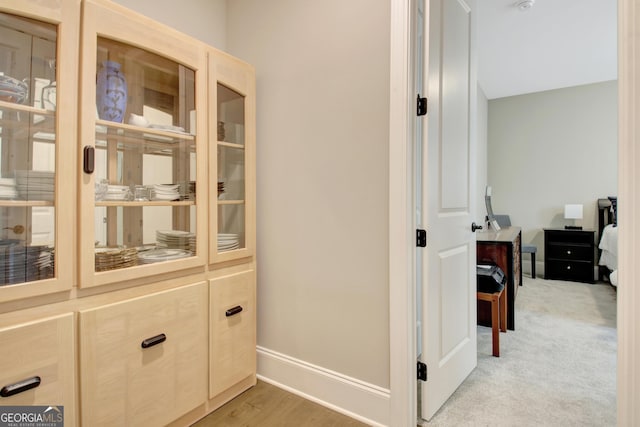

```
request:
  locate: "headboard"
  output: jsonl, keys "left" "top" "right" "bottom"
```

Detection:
{"left": 598, "top": 197, "right": 617, "bottom": 236}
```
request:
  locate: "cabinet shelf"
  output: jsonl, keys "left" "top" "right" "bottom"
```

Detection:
{"left": 217, "top": 200, "right": 245, "bottom": 205}
{"left": 0, "top": 100, "right": 55, "bottom": 117}
{"left": 95, "top": 120, "right": 195, "bottom": 155}
{"left": 96, "top": 200, "right": 194, "bottom": 207}
{"left": 218, "top": 141, "right": 244, "bottom": 150}
{"left": 96, "top": 120, "right": 195, "bottom": 141}
{"left": 0, "top": 200, "right": 54, "bottom": 207}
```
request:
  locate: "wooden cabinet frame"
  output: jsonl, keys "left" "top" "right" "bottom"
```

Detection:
{"left": 78, "top": 0, "right": 208, "bottom": 288}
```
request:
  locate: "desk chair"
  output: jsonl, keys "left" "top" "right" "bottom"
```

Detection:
{"left": 477, "top": 264, "right": 507, "bottom": 357}
{"left": 493, "top": 214, "right": 537, "bottom": 278}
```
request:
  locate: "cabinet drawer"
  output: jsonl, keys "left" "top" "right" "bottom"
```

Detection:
{"left": 545, "top": 230, "right": 593, "bottom": 245}
{"left": 210, "top": 270, "right": 256, "bottom": 398}
{"left": 79, "top": 283, "right": 207, "bottom": 427}
{"left": 0, "top": 313, "right": 75, "bottom": 426}
{"left": 547, "top": 243, "right": 593, "bottom": 261}
{"left": 546, "top": 260, "right": 593, "bottom": 282}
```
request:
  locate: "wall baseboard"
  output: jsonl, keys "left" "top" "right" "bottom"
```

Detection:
{"left": 257, "top": 346, "right": 390, "bottom": 426}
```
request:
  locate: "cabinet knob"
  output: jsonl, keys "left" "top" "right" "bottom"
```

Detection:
{"left": 567, "top": 250, "right": 571, "bottom": 255}
{"left": 567, "top": 265, "right": 571, "bottom": 270}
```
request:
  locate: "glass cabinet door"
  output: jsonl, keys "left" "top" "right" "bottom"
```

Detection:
{"left": 80, "top": 0, "right": 207, "bottom": 288}
{"left": 0, "top": 1, "right": 77, "bottom": 302}
{"left": 210, "top": 52, "right": 255, "bottom": 264}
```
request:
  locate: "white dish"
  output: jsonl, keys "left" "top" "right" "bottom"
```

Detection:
{"left": 157, "top": 229, "right": 192, "bottom": 235}
{"left": 138, "top": 248, "right": 191, "bottom": 263}
{"left": 152, "top": 194, "right": 180, "bottom": 201}
{"left": 149, "top": 124, "right": 186, "bottom": 133}
{"left": 154, "top": 184, "right": 180, "bottom": 190}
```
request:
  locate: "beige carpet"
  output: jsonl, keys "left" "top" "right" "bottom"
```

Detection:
{"left": 423, "top": 277, "right": 617, "bottom": 427}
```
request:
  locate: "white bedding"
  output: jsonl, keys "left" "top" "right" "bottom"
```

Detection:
{"left": 599, "top": 224, "right": 618, "bottom": 286}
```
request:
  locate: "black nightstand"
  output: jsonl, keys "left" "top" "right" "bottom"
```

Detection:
{"left": 544, "top": 229, "right": 596, "bottom": 283}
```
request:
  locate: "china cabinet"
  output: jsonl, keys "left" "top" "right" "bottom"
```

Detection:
{"left": 209, "top": 51, "right": 256, "bottom": 264}
{"left": 78, "top": 0, "right": 208, "bottom": 288}
{"left": 0, "top": 0, "right": 78, "bottom": 302}
{"left": 0, "top": 1, "right": 257, "bottom": 425}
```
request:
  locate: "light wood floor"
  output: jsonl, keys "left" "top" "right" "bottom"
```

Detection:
{"left": 192, "top": 380, "right": 369, "bottom": 427}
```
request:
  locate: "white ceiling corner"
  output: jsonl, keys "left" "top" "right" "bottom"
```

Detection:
{"left": 478, "top": 0, "right": 618, "bottom": 100}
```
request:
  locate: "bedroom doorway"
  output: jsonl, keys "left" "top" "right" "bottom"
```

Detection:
{"left": 389, "top": 0, "right": 640, "bottom": 424}
{"left": 471, "top": 0, "right": 619, "bottom": 423}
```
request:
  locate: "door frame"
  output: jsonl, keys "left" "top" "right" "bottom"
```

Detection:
{"left": 389, "top": 0, "right": 417, "bottom": 425}
{"left": 616, "top": 0, "right": 640, "bottom": 424}
{"left": 389, "top": 0, "right": 640, "bottom": 424}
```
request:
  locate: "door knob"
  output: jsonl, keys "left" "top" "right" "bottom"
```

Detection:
{"left": 4, "top": 225, "right": 24, "bottom": 234}
{"left": 471, "top": 222, "right": 483, "bottom": 232}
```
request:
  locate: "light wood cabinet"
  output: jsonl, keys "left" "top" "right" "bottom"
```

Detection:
{"left": 78, "top": 0, "right": 208, "bottom": 288}
{"left": 0, "top": 1, "right": 257, "bottom": 425}
{"left": 79, "top": 282, "right": 208, "bottom": 426}
{"left": 0, "top": 313, "right": 76, "bottom": 426}
{"left": 209, "top": 270, "right": 256, "bottom": 398}
{"left": 209, "top": 51, "right": 256, "bottom": 264}
{"left": 0, "top": 0, "right": 78, "bottom": 303}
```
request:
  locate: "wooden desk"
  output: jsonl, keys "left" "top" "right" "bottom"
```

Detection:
{"left": 477, "top": 226, "right": 522, "bottom": 330}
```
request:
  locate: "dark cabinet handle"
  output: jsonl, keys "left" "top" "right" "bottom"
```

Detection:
{"left": 83, "top": 146, "right": 95, "bottom": 174}
{"left": 225, "top": 305, "right": 243, "bottom": 317}
{"left": 141, "top": 333, "right": 166, "bottom": 349}
{"left": 1, "top": 376, "right": 41, "bottom": 398}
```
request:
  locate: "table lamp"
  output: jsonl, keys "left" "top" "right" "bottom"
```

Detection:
{"left": 564, "top": 204, "right": 583, "bottom": 230}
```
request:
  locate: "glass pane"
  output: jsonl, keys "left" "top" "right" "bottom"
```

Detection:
{"left": 217, "top": 145, "right": 245, "bottom": 201}
{"left": 94, "top": 205, "right": 196, "bottom": 272}
{"left": 216, "top": 83, "right": 245, "bottom": 255}
{"left": 0, "top": 12, "right": 57, "bottom": 286}
{"left": 94, "top": 38, "right": 197, "bottom": 272}
{"left": 217, "top": 204, "right": 245, "bottom": 252}
{"left": 217, "top": 84, "right": 245, "bottom": 145}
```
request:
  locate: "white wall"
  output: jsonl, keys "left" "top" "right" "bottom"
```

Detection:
{"left": 225, "top": 0, "right": 391, "bottom": 389}
{"left": 113, "top": 0, "right": 227, "bottom": 48}
{"left": 488, "top": 80, "right": 618, "bottom": 274}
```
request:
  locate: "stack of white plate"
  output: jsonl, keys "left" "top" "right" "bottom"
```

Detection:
{"left": 0, "top": 178, "right": 18, "bottom": 200}
{"left": 103, "top": 184, "right": 130, "bottom": 201}
{"left": 138, "top": 248, "right": 191, "bottom": 264}
{"left": 156, "top": 229, "right": 196, "bottom": 254}
{"left": 218, "top": 233, "right": 240, "bottom": 252}
{"left": 177, "top": 181, "right": 196, "bottom": 201}
{"left": 14, "top": 170, "right": 55, "bottom": 201}
{"left": 0, "top": 241, "right": 54, "bottom": 284}
{"left": 151, "top": 184, "right": 180, "bottom": 201}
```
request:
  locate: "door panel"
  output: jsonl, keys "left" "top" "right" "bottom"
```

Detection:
{"left": 420, "top": 0, "right": 477, "bottom": 420}
{"left": 440, "top": 245, "right": 471, "bottom": 356}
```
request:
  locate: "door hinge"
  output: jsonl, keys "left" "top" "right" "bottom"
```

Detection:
{"left": 417, "top": 229, "right": 427, "bottom": 247}
{"left": 417, "top": 361, "right": 427, "bottom": 381}
{"left": 417, "top": 95, "right": 427, "bottom": 116}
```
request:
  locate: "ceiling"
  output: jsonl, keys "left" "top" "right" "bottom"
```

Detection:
{"left": 478, "top": 0, "right": 618, "bottom": 100}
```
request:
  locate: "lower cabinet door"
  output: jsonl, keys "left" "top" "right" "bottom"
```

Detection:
{"left": 0, "top": 313, "right": 75, "bottom": 426}
{"left": 210, "top": 270, "right": 256, "bottom": 398}
{"left": 79, "top": 282, "right": 208, "bottom": 427}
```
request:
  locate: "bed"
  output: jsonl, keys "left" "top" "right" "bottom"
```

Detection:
{"left": 597, "top": 197, "right": 618, "bottom": 286}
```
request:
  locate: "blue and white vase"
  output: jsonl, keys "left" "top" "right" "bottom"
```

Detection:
{"left": 96, "top": 60, "right": 127, "bottom": 123}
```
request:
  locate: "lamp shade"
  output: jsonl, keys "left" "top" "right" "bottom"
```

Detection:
{"left": 564, "top": 204, "right": 583, "bottom": 220}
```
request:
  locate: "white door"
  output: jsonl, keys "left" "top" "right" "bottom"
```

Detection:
{"left": 419, "top": 0, "right": 477, "bottom": 420}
